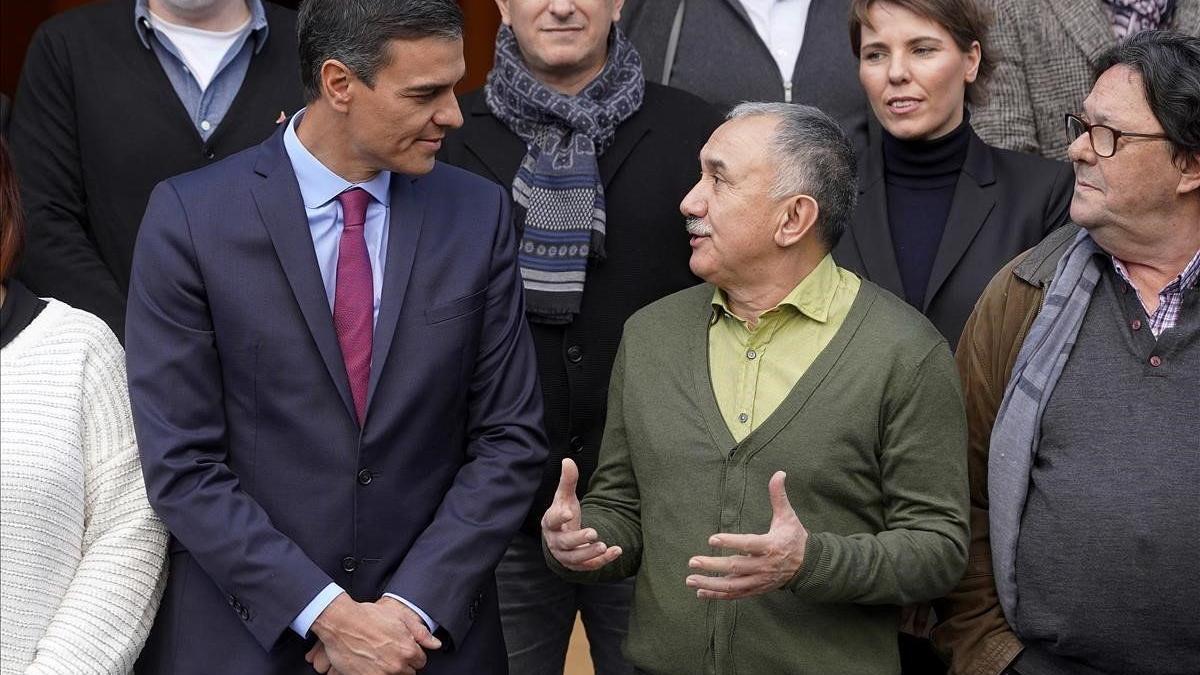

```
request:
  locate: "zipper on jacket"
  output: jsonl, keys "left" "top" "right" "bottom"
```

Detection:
{"left": 783, "top": 80, "right": 793, "bottom": 103}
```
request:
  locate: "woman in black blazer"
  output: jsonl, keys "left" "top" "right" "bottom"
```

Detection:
{"left": 834, "top": 0, "right": 1073, "bottom": 349}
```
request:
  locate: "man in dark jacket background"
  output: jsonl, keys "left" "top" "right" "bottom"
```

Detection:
{"left": 439, "top": 1, "right": 721, "bottom": 672}
{"left": 9, "top": 0, "right": 303, "bottom": 340}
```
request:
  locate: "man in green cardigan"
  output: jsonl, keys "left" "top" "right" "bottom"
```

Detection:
{"left": 542, "top": 103, "right": 970, "bottom": 674}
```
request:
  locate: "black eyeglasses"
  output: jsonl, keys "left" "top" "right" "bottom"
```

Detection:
{"left": 1064, "top": 114, "right": 1170, "bottom": 158}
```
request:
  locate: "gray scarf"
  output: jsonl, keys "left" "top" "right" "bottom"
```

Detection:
{"left": 989, "top": 229, "right": 1103, "bottom": 630}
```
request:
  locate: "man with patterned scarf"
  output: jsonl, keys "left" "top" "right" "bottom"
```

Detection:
{"left": 935, "top": 30, "right": 1200, "bottom": 675}
{"left": 439, "top": 1, "right": 720, "bottom": 672}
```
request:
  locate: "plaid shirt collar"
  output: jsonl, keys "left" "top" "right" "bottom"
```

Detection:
{"left": 1111, "top": 247, "right": 1200, "bottom": 336}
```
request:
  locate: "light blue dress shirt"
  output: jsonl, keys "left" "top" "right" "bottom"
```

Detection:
{"left": 134, "top": 0, "right": 268, "bottom": 141}
{"left": 282, "top": 112, "right": 438, "bottom": 637}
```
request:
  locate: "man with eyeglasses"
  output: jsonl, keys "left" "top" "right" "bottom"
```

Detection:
{"left": 932, "top": 30, "right": 1200, "bottom": 675}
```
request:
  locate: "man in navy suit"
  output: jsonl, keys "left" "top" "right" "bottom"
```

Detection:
{"left": 125, "top": 1, "right": 548, "bottom": 673}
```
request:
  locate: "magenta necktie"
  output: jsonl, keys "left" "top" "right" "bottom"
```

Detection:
{"left": 333, "top": 187, "right": 373, "bottom": 425}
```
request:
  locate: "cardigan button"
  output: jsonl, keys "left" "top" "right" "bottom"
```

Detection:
{"left": 1131, "top": 319, "right": 1142, "bottom": 331}
{"left": 566, "top": 345, "right": 583, "bottom": 363}
{"left": 1149, "top": 355, "right": 1162, "bottom": 367}
{"left": 569, "top": 436, "right": 585, "bottom": 454}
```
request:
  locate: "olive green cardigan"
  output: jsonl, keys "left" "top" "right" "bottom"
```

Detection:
{"left": 548, "top": 281, "right": 969, "bottom": 674}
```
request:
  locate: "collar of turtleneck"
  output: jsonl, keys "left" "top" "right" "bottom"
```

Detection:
{"left": 881, "top": 109, "right": 972, "bottom": 189}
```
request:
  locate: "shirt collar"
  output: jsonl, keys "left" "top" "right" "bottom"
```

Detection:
{"left": 711, "top": 253, "right": 841, "bottom": 325}
{"left": 283, "top": 110, "right": 392, "bottom": 210}
{"left": 135, "top": 0, "right": 269, "bottom": 53}
{"left": 1111, "top": 247, "right": 1200, "bottom": 295}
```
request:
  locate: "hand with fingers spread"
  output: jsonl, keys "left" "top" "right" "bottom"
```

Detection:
{"left": 541, "top": 458, "right": 623, "bottom": 572}
{"left": 306, "top": 593, "right": 441, "bottom": 675}
{"left": 685, "top": 471, "right": 809, "bottom": 600}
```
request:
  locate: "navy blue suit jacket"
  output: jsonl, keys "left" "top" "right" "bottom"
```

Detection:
{"left": 126, "top": 125, "right": 547, "bottom": 674}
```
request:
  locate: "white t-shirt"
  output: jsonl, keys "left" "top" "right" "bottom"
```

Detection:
{"left": 738, "top": 0, "right": 813, "bottom": 83}
{"left": 149, "top": 11, "right": 251, "bottom": 91}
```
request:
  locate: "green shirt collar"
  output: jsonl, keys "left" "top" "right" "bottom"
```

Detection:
{"left": 711, "top": 254, "right": 841, "bottom": 326}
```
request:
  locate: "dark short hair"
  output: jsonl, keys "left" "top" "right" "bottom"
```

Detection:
{"left": 0, "top": 137, "right": 24, "bottom": 281}
{"left": 727, "top": 103, "right": 859, "bottom": 250}
{"left": 848, "top": 0, "right": 996, "bottom": 107}
{"left": 1094, "top": 30, "right": 1200, "bottom": 166}
{"left": 297, "top": 0, "right": 464, "bottom": 102}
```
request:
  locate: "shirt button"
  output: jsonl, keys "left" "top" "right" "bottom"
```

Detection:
{"left": 738, "top": 412, "right": 749, "bottom": 423}
{"left": 566, "top": 345, "right": 583, "bottom": 363}
{"left": 341, "top": 556, "right": 358, "bottom": 573}
{"left": 1131, "top": 319, "right": 1142, "bottom": 331}
{"left": 1149, "top": 355, "right": 1162, "bottom": 367}
{"left": 200, "top": 119, "right": 212, "bottom": 131}
{"left": 746, "top": 349, "right": 757, "bottom": 360}
{"left": 357, "top": 469, "right": 373, "bottom": 485}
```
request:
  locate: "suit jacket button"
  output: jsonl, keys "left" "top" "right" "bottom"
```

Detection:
{"left": 342, "top": 556, "right": 358, "bottom": 573}
{"left": 566, "top": 345, "right": 583, "bottom": 363}
{"left": 357, "top": 469, "right": 373, "bottom": 485}
{"left": 239, "top": 607, "right": 250, "bottom": 620}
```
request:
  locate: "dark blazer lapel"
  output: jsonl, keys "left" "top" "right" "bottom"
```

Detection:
{"left": 250, "top": 129, "right": 357, "bottom": 422}
{"left": 921, "top": 133, "right": 996, "bottom": 312}
{"left": 720, "top": 0, "right": 753, "bottom": 25}
{"left": 365, "top": 174, "right": 426, "bottom": 413}
{"left": 851, "top": 126, "right": 906, "bottom": 297}
{"left": 1047, "top": 0, "right": 1116, "bottom": 66}
{"left": 791, "top": 0, "right": 834, "bottom": 85}
{"left": 461, "top": 95, "right": 526, "bottom": 187}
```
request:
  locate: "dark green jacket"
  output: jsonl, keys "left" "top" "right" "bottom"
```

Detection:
{"left": 550, "top": 281, "right": 969, "bottom": 674}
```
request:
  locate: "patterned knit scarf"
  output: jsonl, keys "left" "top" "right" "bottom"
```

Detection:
{"left": 485, "top": 24, "right": 645, "bottom": 324}
{"left": 988, "top": 229, "right": 1102, "bottom": 630}
{"left": 1101, "top": 0, "right": 1175, "bottom": 38}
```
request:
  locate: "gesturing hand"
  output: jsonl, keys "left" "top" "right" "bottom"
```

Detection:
{"left": 685, "top": 471, "right": 809, "bottom": 600}
{"left": 307, "top": 593, "right": 440, "bottom": 674}
{"left": 541, "top": 458, "right": 622, "bottom": 572}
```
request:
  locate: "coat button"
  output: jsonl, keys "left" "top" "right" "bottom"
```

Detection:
{"left": 342, "top": 556, "right": 358, "bottom": 573}
{"left": 357, "top": 469, "right": 373, "bottom": 485}
{"left": 566, "top": 345, "right": 583, "bottom": 363}
{"left": 569, "top": 436, "right": 585, "bottom": 454}
{"left": 1131, "top": 319, "right": 1142, "bottom": 331}
{"left": 1149, "top": 355, "right": 1162, "bottom": 367}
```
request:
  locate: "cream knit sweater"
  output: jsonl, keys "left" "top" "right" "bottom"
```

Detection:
{"left": 1, "top": 299, "right": 167, "bottom": 675}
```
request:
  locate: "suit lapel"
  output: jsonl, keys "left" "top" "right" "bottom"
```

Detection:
{"left": 251, "top": 129, "right": 357, "bottom": 422}
{"left": 851, "top": 126, "right": 906, "bottom": 297}
{"left": 365, "top": 174, "right": 426, "bottom": 414}
{"left": 720, "top": 0, "right": 753, "bottom": 25}
{"left": 1046, "top": 0, "right": 1116, "bottom": 66}
{"left": 600, "top": 112, "right": 650, "bottom": 189}
{"left": 921, "top": 134, "right": 996, "bottom": 312}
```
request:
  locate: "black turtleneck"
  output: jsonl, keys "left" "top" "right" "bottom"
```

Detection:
{"left": 882, "top": 112, "right": 971, "bottom": 309}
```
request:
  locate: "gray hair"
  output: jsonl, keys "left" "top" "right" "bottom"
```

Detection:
{"left": 298, "top": 0, "right": 463, "bottom": 102}
{"left": 727, "top": 102, "right": 858, "bottom": 249}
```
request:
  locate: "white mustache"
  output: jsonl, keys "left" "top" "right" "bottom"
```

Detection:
{"left": 686, "top": 218, "right": 712, "bottom": 237}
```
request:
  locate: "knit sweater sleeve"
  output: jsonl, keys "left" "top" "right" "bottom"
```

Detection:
{"left": 27, "top": 321, "right": 168, "bottom": 675}
{"left": 787, "top": 340, "right": 970, "bottom": 606}
{"left": 545, "top": 340, "right": 644, "bottom": 583}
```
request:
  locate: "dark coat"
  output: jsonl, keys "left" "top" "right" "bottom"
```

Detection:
{"left": 9, "top": 0, "right": 304, "bottom": 340}
{"left": 621, "top": 0, "right": 869, "bottom": 155}
{"left": 439, "top": 83, "right": 722, "bottom": 533}
{"left": 834, "top": 124, "right": 1074, "bottom": 347}
{"left": 127, "top": 126, "right": 548, "bottom": 673}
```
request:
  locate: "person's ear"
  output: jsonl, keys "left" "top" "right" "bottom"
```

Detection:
{"left": 1177, "top": 150, "right": 1200, "bottom": 196}
{"left": 612, "top": 0, "right": 627, "bottom": 23}
{"left": 964, "top": 40, "right": 981, "bottom": 84}
{"left": 320, "top": 59, "right": 355, "bottom": 113}
{"left": 774, "top": 194, "right": 819, "bottom": 248}
{"left": 495, "top": 0, "right": 513, "bottom": 26}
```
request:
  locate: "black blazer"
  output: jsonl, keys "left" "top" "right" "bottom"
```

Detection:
{"left": 440, "top": 83, "right": 723, "bottom": 532}
{"left": 834, "top": 124, "right": 1074, "bottom": 347}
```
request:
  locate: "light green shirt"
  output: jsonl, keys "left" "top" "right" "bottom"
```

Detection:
{"left": 709, "top": 254, "right": 861, "bottom": 441}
